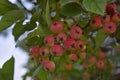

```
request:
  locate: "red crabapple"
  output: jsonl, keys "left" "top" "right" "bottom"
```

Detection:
{"left": 50, "top": 21, "right": 63, "bottom": 34}
{"left": 43, "top": 61, "right": 55, "bottom": 72}
{"left": 44, "top": 35, "right": 54, "bottom": 46}
{"left": 90, "top": 16, "right": 102, "bottom": 29}
{"left": 30, "top": 46, "right": 40, "bottom": 55}
{"left": 103, "top": 22, "right": 116, "bottom": 34}
{"left": 69, "top": 53, "right": 78, "bottom": 62}
{"left": 102, "top": 15, "right": 110, "bottom": 23}
{"left": 56, "top": 33, "right": 67, "bottom": 43}
{"left": 39, "top": 46, "right": 49, "bottom": 57}
{"left": 64, "top": 38, "right": 76, "bottom": 51}
{"left": 112, "top": 12, "right": 120, "bottom": 22}
{"left": 98, "top": 52, "right": 106, "bottom": 59}
{"left": 76, "top": 40, "right": 86, "bottom": 51}
{"left": 70, "top": 26, "right": 82, "bottom": 39}
{"left": 106, "top": 3, "right": 117, "bottom": 15}
{"left": 96, "top": 60, "right": 105, "bottom": 69}
{"left": 89, "top": 56, "right": 96, "bottom": 64}
{"left": 50, "top": 44, "right": 63, "bottom": 57}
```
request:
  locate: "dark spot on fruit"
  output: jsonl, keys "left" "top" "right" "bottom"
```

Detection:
{"left": 44, "top": 40, "right": 47, "bottom": 44}
{"left": 53, "top": 22, "right": 57, "bottom": 25}
{"left": 79, "top": 44, "right": 83, "bottom": 48}
{"left": 59, "top": 37, "right": 63, "bottom": 41}
{"left": 110, "top": 9, "right": 115, "bottom": 16}
{"left": 45, "top": 67, "right": 49, "bottom": 71}
{"left": 92, "top": 20, "right": 96, "bottom": 24}
{"left": 99, "top": 62, "right": 102, "bottom": 64}
{"left": 71, "top": 44, "right": 75, "bottom": 48}
{"left": 117, "top": 14, "right": 120, "bottom": 18}
{"left": 75, "top": 30, "right": 80, "bottom": 34}
{"left": 39, "top": 58, "right": 43, "bottom": 62}
{"left": 42, "top": 51, "right": 45, "bottom": 56}
{"left": 108, "top": 26, "right": 112, "bottom": 29}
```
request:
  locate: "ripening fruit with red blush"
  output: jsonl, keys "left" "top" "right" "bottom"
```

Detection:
{"left": 105, "top": 3, "right": 117, "bottom": 15}
{"left": 83, "top": 71, "right": 90, "bottom": 79}
{"left": 90, "top": 16, "right": 102, "bottom": 29}
{"left": 64, "top": 38, "right": 76, "bottom": 51}
{"left": 96, "top": 60, "right": 105, "bottom": 69}
{"left": 102, "top": 15, "right": 110, "bottom": 23}
{"left": 44, "top": 35, "right": 54, "bottom": 46}
{"left": 70, "top": 26, "right": 82, "bottom": 39}
{"left": 39, "top": 57, "right": 48, "bottom": 63}
{"left": 30, "top": 46, "right": 40, "bottom": 55}
{"left": 56, "top": 33, "right": 67, "bottom": 43}
{"left": 88, "top": 56, "right": 96, "bottom": 64}
{"left": 82, "top": 62, "right": 89, "bottom": 69}
{"left": 117, "top": 47, "right": 120, "bottom": 53}
{"left": 76, "top": 40, "right": 86, "bottom": 51}
{"left": 54, "top": 77, "right": 60, "bottom": 80}
{"left": 43, "top": 61, "right": 55, "bottom": 72}
{"left": 79, "top": 52, "right": 86, "bottom": 59}
{"left": 32, "top": 77, "right": 39, "bottom": 80}
{"left": 112, "top": 12, "right": 120, "bottom": 22}
{"left": 50, "top": 44, "right": 63, "bottom": 57}
{"left": 64, "top": 63, "right": 72, "bottom": 70}
{"left": 103, "top": 22, "right": 116, "bottom": 34}
{"left": 69, "top": 53, "right": 78, "bottom": 62}
{"left": 50, "top": 21, "right": 63, "bottom": 34}
{"left": 39, "top": 46, "right": 49, "bottom": 57}
{"left": 98, "top": 52, "right": 106, "bottom": 59}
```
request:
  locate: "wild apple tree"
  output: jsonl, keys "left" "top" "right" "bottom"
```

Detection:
{"left": 0, "top": 0, "right": 120, "bottom": 80}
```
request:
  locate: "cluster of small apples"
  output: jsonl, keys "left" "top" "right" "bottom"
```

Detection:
{"left": 90, "top": 3, "right": 120, "bottom": 35}
{"left": 82, "top": 52, "right": 107, "bottom": 69}
{"left": 30, "top": 20, "right": 87, "bottom": 72}
{"left": 29, "top": 2, "right": 119, "bottom": 74}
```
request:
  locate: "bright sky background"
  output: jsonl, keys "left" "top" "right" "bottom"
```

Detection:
{"left": 0, "top": 27, "right": 29, "bottom": 80}
{"left": 0, "top": 0, "right": 34, "bottom": 80}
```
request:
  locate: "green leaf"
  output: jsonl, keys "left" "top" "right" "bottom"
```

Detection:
{"left": 36, "top": 67, "right": 48, "bottom": 80}
{"left": 0, "top": 57, "right": 15, "bottom": 80}
{"left": 115, "top": 25, "right": 120, "bottom": 42}
{"left": 83, "top": 0, "right": 107, "bottom": 15}
{"left": 78, "top": 20, "right": 89, "bottom": 28}
{"left": 39, "top": 0, "right": 47, "bottom": 11}
{"left": 12, "top": 21, "right": 26, "bottom": 41}
{"left": 45, "top": 0, "right": 51, "bottom": 26}
{"left": 13, "top": 11, "right": 44, "bottom": 41}
{"left": 60, "top": 0, "right": 77, "bottom": 6}
{"left": 24, "top": 25, "right": 52, "bottom": 41}
{"left": 30, "top": 12, "right": 41, "bottom": 23}
{"left": 16, "top": 25, "right": 52, "bottom": 50}
{"left": 60, "top": 2, "right": 82, "bottom": 16}
{"left": 83, "top": 25, "right": 92, "bottom": 37}
{"left": 24, "top": 26, "right": 45, "bottom": 41}
{"left": 95, "top": 29, "right": 107, "bottom": 49}
{"left": 13, "top": 22, "right": 36, "bottom": 41}
{"left": 15, "top": 26, "right": 45, "bottom": 50}
{"left": 0, "top": 10, "right": 25, "bottom": 32}
{"left": 0, "top": 0, "right": 18, "bottom": 15}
